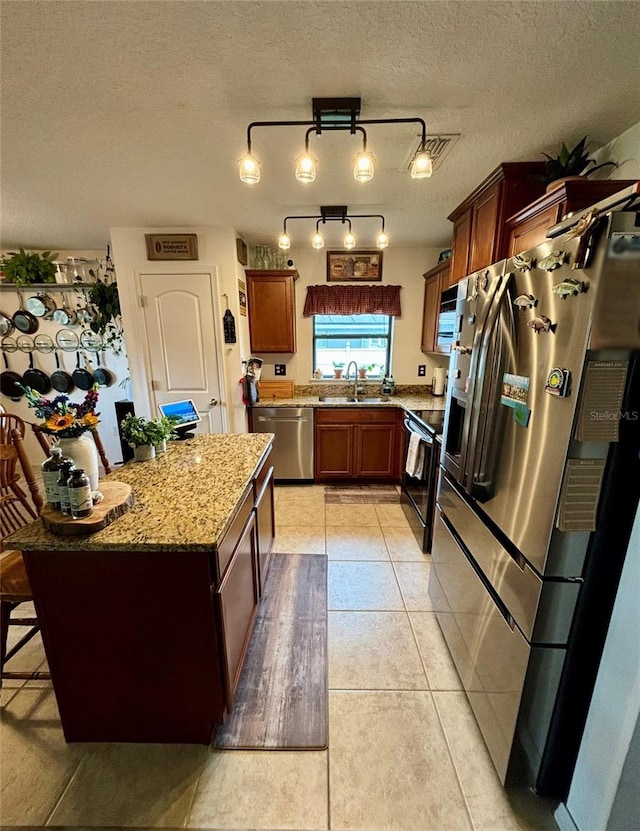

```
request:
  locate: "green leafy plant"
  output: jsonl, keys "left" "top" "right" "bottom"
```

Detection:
{"left": 120, "top": 414, "right": 159, "bottom": 448}
{"left": 88, "top": 280, "right": 123, "bottom": 354}
{"left": 153, "top": 415, "right": 180, "bottom": 441}
{"left": 0, "top": 247, "right": 58, "bottom": 286}
{"left": 332, "top": 361, "right": 345, "bottom": 368}
{"left": 542, "top": 136, "right": 617, "bottom": 185}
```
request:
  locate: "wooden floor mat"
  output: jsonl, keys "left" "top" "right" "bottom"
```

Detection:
{"left": 213, "top": 553, "right": 327, "bottom": 750}
{"left": 324, "top": 485, "right": 401, "bottom": 503}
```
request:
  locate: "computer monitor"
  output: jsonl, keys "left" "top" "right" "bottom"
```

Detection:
{"left": 157, "top": 399, "right": 201, "bottom": 440}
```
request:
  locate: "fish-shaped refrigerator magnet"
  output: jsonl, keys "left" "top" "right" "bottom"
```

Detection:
{"left": 513, "top": 293, "right": 538, "bottom": 310}
{"left": 552, "top": 278, "right": 587, "bottom": 299}
{"left": 527, "top": 315, "right": 557, "bottom": 334}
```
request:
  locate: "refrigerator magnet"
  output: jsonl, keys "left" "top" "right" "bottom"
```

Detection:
{"left": 513, "top": 403, "right": 531, "bottom": 428}
{"left": 501, "top": 373, "right": 530, "bottom": 409}
{"left": 545, "top": 367, "right": 571, "bottom": 397}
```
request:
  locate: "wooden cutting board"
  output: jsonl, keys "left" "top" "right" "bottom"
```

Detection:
{"left": 41, "top": 481, "right": 134, "bottom": 535}
{"left": 258, "top": 380, "right": 295, "bottom": 399}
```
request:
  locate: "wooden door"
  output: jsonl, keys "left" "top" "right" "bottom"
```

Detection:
{"left": 469, "top": 182, "right": 501, "bottom": 273}
{"left": 421, "top": 272, "right": 442, "bottom": 352}
{"left": 354, "top": 424, "right": 397, "bottom": 477}
{"left": 140, "top": 273, "right": 224, "bottom": 433}
{"left": 255, "top": 465, "right": 275, "bottom": 595}
{"left": 246, "top": 271, "right": 297, "bottom": 352}
{"left": 450, "top": 211, "right": 472, "bottom": 283}
{"left": 508, "top": 204, "right": 561, "bottom": 256}
{"left": 315, "top": 424, "right": 353, "bottom": 478}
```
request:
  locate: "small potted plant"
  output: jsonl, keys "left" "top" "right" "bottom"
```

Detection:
{"left": 358, "top": 366, "right": 367, "bottom": 380}
{"left": 120, "top": 414, "right": 159, "bottom": 461}
{"left": 151, "top": 415, "right": 180, "bottom": 453}
{"left": 542, "top": 135, "right": 617, "bottom": 191}
{"left": 333, "top": 361, "right": 345, "bottom": 379}
{"left": 0, "top": 247, "right": 58, "bottom": 286}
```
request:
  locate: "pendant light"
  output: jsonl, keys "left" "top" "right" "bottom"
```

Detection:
{"left": 275, "top": 207, "right": 388, "bottom": 251}
{"left": 311, "top": 222, "right": 325, "bottom": 249}
{"left": 343, "top": 230, "right": 357, "bottom": 249}
{"left": 410, "top": 148, "right": 433, "bottom": 179}
{"left": 278, "top": 232, "right": 291, "bottom": 250}
{"left": 238, "top": 152, "right": 261, "bottom": 184}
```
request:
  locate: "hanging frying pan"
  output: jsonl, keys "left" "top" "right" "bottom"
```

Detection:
{"left": 52, "top": 295, "right": 78, "bottom": 325}
{"left": 12, "top": 292, "right": 39, "bottom": 334}
{"left": 50, "top": 350, "right": 75, "bottom": 393}
{"left": 72, "top": 351, "right": 94, "bottom": 390}
{"left": 26, "top": 292, "right": 57, "bottom": 319}
{"left": 55, "top": 328, "right": 79, "bottom": 352}
{"left": 0, "top": 309, "right": 15, "bottom": 336}
{"left": 91, "top": 351, "right": 114, "bottom": 387}
{"left": 1, "top": 352, "right": 24, "bottom": 400}
{"left": 22, "top": 351, "right": 51, "bottom": 395}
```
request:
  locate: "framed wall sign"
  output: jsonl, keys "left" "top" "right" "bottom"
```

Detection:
{"left": 236, "top": 237, "right": 248, "bottom": 266}
{"left": 145, "top": 234, "right": 199, "bottom": 260}
{"left": 326, "top": 250, "right": 382, "bottom": 282}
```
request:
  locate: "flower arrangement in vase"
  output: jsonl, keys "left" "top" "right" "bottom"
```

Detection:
{"left": 21, "top": 384, "right": 102, "bottom": 492}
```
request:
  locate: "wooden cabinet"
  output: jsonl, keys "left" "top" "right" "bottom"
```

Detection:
{"left": 421, "top": 260, "right": 453, "bottom": 354}
{"left": 216, "top": 508, "right": 258, "bottom": 711}
{"left": 246, "top": 269, "right": 298, "bottom": 353}
{"left": 315, "top": 408, "right": 403, "bottom": 482}
{"left": 506, "top": 179, "right": 639, "bottom": 256}
{"left": 448, "top": 162, "right": 547, "bottom": 282}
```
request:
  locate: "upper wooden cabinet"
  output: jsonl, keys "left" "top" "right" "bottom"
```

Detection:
{"left": 246, "top": 269, "right": 298, "bottom": 353}
{"left": 421, "top": 260, "right": 451, "bottom": 354}
{"left": 448, "top": 162, "right": 547, "bottom": 283}
{"left": 506, "top": 179, "right": 639, "bottom": 256}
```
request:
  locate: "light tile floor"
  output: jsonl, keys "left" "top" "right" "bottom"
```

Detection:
{"left": 0, "top": 484, "right": 559, "bottom": 830}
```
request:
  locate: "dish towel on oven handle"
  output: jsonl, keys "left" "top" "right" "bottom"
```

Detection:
{"left": 405, "top": 431, "right": 425, "bottom": 478}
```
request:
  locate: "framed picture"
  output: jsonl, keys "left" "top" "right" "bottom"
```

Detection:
{"left": 326, "top": 250, "right": 382, "bottom": 282}
{"left": 145, "top": 234, "right": 198, "bottom": 260}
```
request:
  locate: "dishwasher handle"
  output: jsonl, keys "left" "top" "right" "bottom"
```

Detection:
{"left": 255, "top": 415, "right": 311, "bottom": 424}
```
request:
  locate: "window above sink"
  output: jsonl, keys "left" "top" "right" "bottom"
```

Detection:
{"left": 313, "top": 314, "right": 392, "bottom": 379}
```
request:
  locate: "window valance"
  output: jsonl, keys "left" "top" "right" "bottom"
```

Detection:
{"left": 303, "top": 284, "right": 402, "bottom": 317}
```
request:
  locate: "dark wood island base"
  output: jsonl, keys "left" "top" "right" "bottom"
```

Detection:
{"left": 8, "top": 434, "right": 275, "bottom": 745}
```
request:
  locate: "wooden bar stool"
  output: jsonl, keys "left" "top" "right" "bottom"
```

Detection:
{"left": 0, "top": 418, "right": 50, "bottom": 686}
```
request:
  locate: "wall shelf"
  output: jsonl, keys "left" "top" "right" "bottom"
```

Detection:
{"left": 0, "top": 283, "right": 96, "bottom": 292}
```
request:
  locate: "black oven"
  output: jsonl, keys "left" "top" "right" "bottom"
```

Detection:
{"left": 400, "top": 410, "right": 443, "bottom": 554}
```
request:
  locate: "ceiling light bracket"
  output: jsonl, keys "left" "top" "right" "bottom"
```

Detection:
{"left": 312, "top": 97, "right": 361, "bottom": 134}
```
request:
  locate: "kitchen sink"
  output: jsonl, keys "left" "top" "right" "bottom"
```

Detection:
{"left": 317, "top": 395, "right": 391, "bottom": 404}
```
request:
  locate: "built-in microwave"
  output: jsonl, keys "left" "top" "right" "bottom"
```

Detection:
{"left": 437, "top": 286, "right": 457, "bottom": 352}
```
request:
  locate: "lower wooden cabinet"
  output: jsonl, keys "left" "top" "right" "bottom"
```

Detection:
{"left": 215, "top": 509, "right": 258, "bottom": 711}
{"left": 315, "top": 408, "right": 402, "bottom": 482}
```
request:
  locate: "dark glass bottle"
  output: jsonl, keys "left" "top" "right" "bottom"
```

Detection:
{"left": 57, "top": 460, "right": 76, "bottom": 516}
{"left": 41, "top": 446, "right": 69, "bottom": 510}
{"left": 68, "top": 468, "right": 93, "bottom": 519}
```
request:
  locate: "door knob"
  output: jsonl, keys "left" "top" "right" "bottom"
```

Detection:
{"left": 210, "top": 398, "right": 218, "bottom": 406}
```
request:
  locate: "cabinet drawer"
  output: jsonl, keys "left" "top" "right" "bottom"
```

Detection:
{"left": 215, "top": 489, "right": 253, "bottom": 582}
{"left": 315, "top": 407, "right": 398, "bottom": 424}
{"left": 253, "top": 453, "right": 273, "bottom": 499}
{"left": 215, "top": 512, "right": 257, "bottom": 710}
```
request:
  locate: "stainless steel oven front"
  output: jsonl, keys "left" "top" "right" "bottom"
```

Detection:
{"left": 400, "top": 413, "right": 439, "bottom": 553}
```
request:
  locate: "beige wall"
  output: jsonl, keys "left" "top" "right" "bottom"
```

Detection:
{"left": 254, "top": 245, "right": 450, "bottom": 388}
{"left": 591, "top": 120, "right": 640, "bottom": 180}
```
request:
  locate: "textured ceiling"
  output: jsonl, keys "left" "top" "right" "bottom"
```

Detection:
{"left": 1, "top": 0, "right": 639, "bottom": 251}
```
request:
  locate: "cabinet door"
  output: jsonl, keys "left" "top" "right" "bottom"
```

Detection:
{"left": 216, "top": 512, "right": 258, "bottom": 711}
{"left": 315, "top": 424, "right": 353, "bottom": 478}
{"left": 508, "top": 204, "right": 561, "bottom": 256}
{"left": 469, "top": 182, "right": 501, "bottom": 273}
{"left": 354, "top": 423, "right": 397, "bottom": 478}
{"left": 450, "top": 211, "right": 472, "bottom": 284}
{"left": 421, "top": 274, "right": 441, "bottom": 353}
{"left": 255, "top": 466, "right": 275, "bottom": 595}
{"left": 246, "top": 271, "right": 297, "bottom": 353}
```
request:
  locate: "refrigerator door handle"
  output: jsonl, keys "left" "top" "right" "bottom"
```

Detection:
{"left": 463, "top": 272, "right": 514, "bottom": 498}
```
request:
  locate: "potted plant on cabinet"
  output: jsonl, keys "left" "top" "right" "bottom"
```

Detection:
{"left": 120, "top": 414, "right": 159, "bottom": 461}
{"left": 542, "top": 135, "right": 617, "bottom": 192}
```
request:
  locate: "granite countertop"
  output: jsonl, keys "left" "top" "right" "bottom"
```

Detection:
{"left": 7, "top": 433, "right": 274, "bottom": 553}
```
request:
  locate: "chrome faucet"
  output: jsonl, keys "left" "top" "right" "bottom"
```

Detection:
{"left": 345, "top": 360, "right": 360, "bottom": 398}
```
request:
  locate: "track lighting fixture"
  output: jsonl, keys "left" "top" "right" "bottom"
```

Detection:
{"left": 238, "top": 97, "right": 430, "bottom": 184}
{"left": 277, "top": 205, "right": 389, "bottom": 250}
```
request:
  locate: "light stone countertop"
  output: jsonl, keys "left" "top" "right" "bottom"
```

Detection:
{"left": 7, "top": 433, "right": 274, "bottom": 553}
{"left": 251, "top": 392, "right": 447, "bottom": 412}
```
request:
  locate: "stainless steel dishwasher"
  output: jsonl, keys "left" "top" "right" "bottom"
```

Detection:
{"left": 251, "top": 407, "right": 314, "bottom": 481}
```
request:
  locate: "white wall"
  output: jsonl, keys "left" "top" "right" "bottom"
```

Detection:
{"left": 555, "top": 505, "right": 640, "bottom": 831}
{"left": 110, "top": 226, "right": 251, "bottom": 434}
{"left": 0, "top": 248, "right": 130, "bottom": 470}
{"left": 254, "top": 245, "right": 450, "bottom": 387}
{"left": 590, "top": 120, "right": 640, "bottom": 180}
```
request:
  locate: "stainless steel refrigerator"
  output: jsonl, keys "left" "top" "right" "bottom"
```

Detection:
{"left": 429, "top": 184, "right": 640, "bottom": 798}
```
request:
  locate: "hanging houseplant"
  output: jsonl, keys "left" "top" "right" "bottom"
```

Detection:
{"left": 86, "top": 247, "right": 124, "bottom": 353}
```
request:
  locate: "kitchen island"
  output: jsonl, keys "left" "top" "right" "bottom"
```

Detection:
{"left": 6, "top": 433, "right": 275, "bottom": 745}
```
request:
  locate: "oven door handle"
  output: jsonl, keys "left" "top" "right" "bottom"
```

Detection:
{"left": 404, "top": 418, "right": 434, "bottom": 445}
